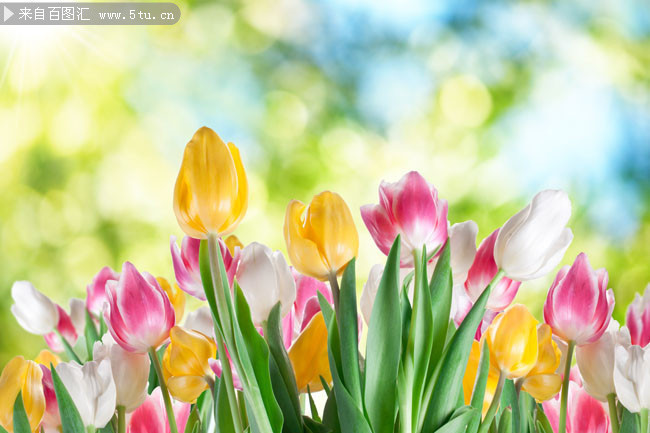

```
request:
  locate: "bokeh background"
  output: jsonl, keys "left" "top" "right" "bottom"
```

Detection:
{"left": 1, "top": 0, "right": 649, "bottom": 364}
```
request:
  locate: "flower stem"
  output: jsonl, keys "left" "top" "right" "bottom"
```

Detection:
{"left": 477, "top": 370, "right": 506, "bottom": 433}
{"left": 559, "top": 340, "right": 575, "bottom": 433}
{"left": 641, "top": 409, "right": 649, "bottom": 433}
{"left": 148, "top": 347, "right": 179, "bottom": 433}
{"left": 327, "top": 272, "right": 341, "bottom": 321}
{"left": 215, "top": 336, "right": 244, "bottom": 433}
{"left": 117, "top": 405, "right": 126, "bottom": 433}
{"left": 607, "top": 394, "right": 619, "bottom": 433}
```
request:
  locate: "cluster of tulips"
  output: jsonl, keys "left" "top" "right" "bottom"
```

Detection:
{"left": 3, "top": 126, "right": 650, "bottom": 433}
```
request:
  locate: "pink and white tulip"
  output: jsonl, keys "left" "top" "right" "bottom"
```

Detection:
{"left": 494, "top": 190, "right": 573, "bottom": 281}
{"left": 625, "top": 284, "right": 650, "bottom": 347}
{"left": 543, "top": 381, "right": 611, "bottom": 433}
{"left": 170, "top": 235, "right": 240, "bottom": 300}
{"left": 544, "top": 253, "right": 614, "bottom": 345}
{"left": 127, "top": 387, "right": 191, "bottom": 433}
{"left": 86, "top": 266, "right": 120, "bottom": 316}
{"left": 284, "top": 270, "right": 333, "bottom": 347}
{"left": 464, "top": 229, "right": 520, "bottom": 311}
{"left": 44, "top": 298, "right": 85, "bottom": 353}
{"left": 361, "top": 171, "right": 448, "bottom": 267}
{"left": 104, "top": 262, "right": 176, "bottom": 353}
{"left": 11, "top": 281, "right": 59, "bottom": 335}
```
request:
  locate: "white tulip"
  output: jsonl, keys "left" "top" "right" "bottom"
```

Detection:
{"left": 68, "top": 298, "right": 87, "bottom": 334}
{"left": 613, "top": 338, "right": 650, "bottom": 413}
{"left": 448, "top": 220, "right": 478, "bottom": 285}
{"left": 93, "top": 334, "right": 150, "bottom": 412}
{"left": 11, "top": 281, "right": 59, "bottom": 335}
{"left": 360, "top": 264, "right": 384, "bottom": 326}
{"left": 183, "top": 306, "right": 215, "bottom": 338}
{"left": 56, "top": 359, "right": 117, "bottom": 428}
{"left": 576, "top": 320, "right": 624, "bottom": 401}
{"left": 236, "top": 242, "right": 296, "bottom": 326}
{"left": 494, "top": 190, "right": 573, "bottom": 281}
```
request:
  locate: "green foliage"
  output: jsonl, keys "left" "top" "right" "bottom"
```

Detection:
{"left": 12, "top": 392, "right": 31, "bottom": 433}
{"left": 51, "top": 363, "right": 86, "bottom": 433}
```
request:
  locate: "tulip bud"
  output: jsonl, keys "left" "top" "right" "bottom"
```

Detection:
{"left": 156, "top": 277, "right": 186, "bottom": 324}
{"left": 288, "top": 312, "right": 331, "bottom": 392}
{"left": 236, "top": 242, "right": 296, "bottom": 326}
{"left": 494, "top": 190, "right": 573, "bottom": 281}
{"left": 104, "top": 262, "right": 175, "bottom": 353}
{"left": 519, "top": 324, "right": 562, "bottom": 401}
{"left": 56, "top": 359, "right": 116, "bottom": 428}
{"left": 0, "top": 356, "right": 45, "bottom": 433}
{"left": 625, "top": 284, "right": 650, "bottom": 347}
{"left": 93, "top": 334, "right": 150, "bottom": 412}
{"left": 544, "top": 253, "right": 615, "bottom": 345}
{"left": 11, "top": 281, "right": 59, "bottom": 335}
{"left": 542, "top": 381, "right": 611, "bottom": 433}
{"left": 86, "top": 266, "right": 120, "bottom": 316}
{"left": 462, "top": 341, "right": 499, "bottom": 416}
{"left": 128, "top": 387, "right": 191, "bottom": 433}
{"left": 361, "top": 171, "right": 448, "bottom": 267}
{"left": 284, "top": 191, "right": 359, "bottom": 281}
{"left": 173, "top": 126, "right": 248, "bottom": 239}
{"left": 465, "top": 229, "right": 521, "bottom": 311}
{"left": 163, "top": 326, "right": 217, "bottom": 403}
{"left": 613, "top": 342, "right": 650, "bottom": 413}
{"left": 486, "top": 304, "right": 539, "bottom": 379}
{"left": 575, "top": 320, "right": 622, "bottom": 401}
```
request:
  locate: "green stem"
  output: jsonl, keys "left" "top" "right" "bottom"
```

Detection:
{"left": 55, "top": 330, "right": 82, "bottom": 363}
{"left": 117, "top": 405, "right": 126, "bottom": 433}
{"left": 641, "top": 409, "right": 649, "bottom": 433}
{"left": 86, "top": 427, "right": 96, "bottom": 433}
{"left": 327, "top": 272, "right": 341, "bottom": 323}
{"left": 478, "top": 370, "right": 506, "bottom": 433}
{"left": 148, "top": 347, "right": 179, "bottom": 433}
{"left": 607, "top": 394, "right": 619, "bottom": 433}
{"left": 559, "top": 340, "right": 576, "bottom": 433}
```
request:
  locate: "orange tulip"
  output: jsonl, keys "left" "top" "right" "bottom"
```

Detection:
{"left": 0, "top": 356, "right": 45, "bottom": 432}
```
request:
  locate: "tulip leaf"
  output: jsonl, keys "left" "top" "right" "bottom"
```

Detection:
{"left": 433, "top": 406, "right": 479, "bottom": 433}
{"left": 51, "top": 363, "right": 86, "bottom": 433}
{"left": 497, "top": 408, "right": 513, "bottom": 433}
{"left": 307, "top": 386, "right": 321, "bottom": 422}
{"left": 364, "top": 236, "right": 401, "bottom": 433}
{"left": 400, "top": 282, "right": 412, "bottom": 358}
{"left": 470, "top": 340, "right": 491, "bottom": 412}
{"left": 265, "top": 302, "right": 303, "bottom": 433}
{"left": 620, "top": 408, "right": 640, "bottom": 433}
{"left": 428, "top": 241, "right": 452, "bottom": 368}
{"left": 84, "top": 309, "right": 101, "bottom": 360}
{"left": 317, "top": 292, "right": 334, "bottom": 333}
{"left": 147, "top": 346, "right": 165, "bottom": 394}
{"left": 322, "top": 387, "right": 341, "bottom": 433}
{"left": 0, "top": 426, "right": 8, "bottom": 433}
{"left": 197, "top": 388, "right": 214, "bottom": 429}
{"left": 534, "top": 404, "right": 553, "bottom": 433}
{"left": 215, "top": 373, "right": 236, "bottom": 433}
{"left": 421, "top": 279, "right": 491, "bottom": 431}
{"left": 198, "top": 240, "right": 222, "bottom": 331}
{"left": 184, "top": 406, "right": 201, "bottom": 433}
{"left": 303, "top": 416, "right": 333, "bottom": 433}
{"left": 338, "top": 258, "right": 363, "bottom": 406}
{"left": 499, "top": 380, "right": 519, "bottom": 433}
{"left": 12, "top": 392, "right": 31, "bottom": 433}
{"left": 319, "top": 375, "right": 331, "bottom": 396}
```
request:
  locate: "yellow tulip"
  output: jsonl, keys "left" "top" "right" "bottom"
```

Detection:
{"left": 162, "top": 326, "right": 217, "bottom": 403}
{"left": 486, "top": 304, "right": 539, "bottom": 379}
{"left": 173, "top": 127, "right": 248, "bottom": 239}
{"left": 288, "top": 312, "right": 332, "bottom": 392}
{"left": 0, "top": 356, "right": 45, "bottom": 432}
{"left": 284, "top": 191, "right": 359, "bottom": 281}
{"left": 224, "top": 235, "right": 243, "bottom": 255}
{"left": 463, "top": 341, "right": 499, "bottom": 416}
{"left": 157, "top": 277, "right": 186, "bottom": 323}
{"left": 33, "top": 350, "right": 60, "bottom": 368}
{"left": 519, "top": 324, "right": 562, "bottom": 401}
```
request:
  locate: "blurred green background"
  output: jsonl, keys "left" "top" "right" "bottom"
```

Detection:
{"left": 1, "top": 0, "right": 649, "bottom": 364}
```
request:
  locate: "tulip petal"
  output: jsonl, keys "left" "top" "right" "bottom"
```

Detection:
{"left": 284, "top": 200, "right": 330, "bottom": 280}
{"left": 288, "top": 312, "right": 331, "bottom": 392}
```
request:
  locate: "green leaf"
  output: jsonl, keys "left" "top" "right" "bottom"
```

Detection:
{"left": 422, "top": 280, "right": 491, "bottom": 430}
{"left": 303, "top": 416, "right": 333, "bottom": 433}
{"left": 185, "top": 406, "right": 202, "bottom": 433}
{"left": 84, "top": 309, "right": 101, "bottom": 360}
{"left": 433, "top": 406, "right": 479, "bottom": 433}
{"left": 620, "top": 408, "right": 640, "bottom": 433}
{"left": 427, "top": 241, "right": 453, "bottom": 367}
{"left": 307, "top": 386, "right": 321, "bottom": 423}
{"left": 400, "top": 283, "right": 412, "bottom": 359}
{"left": 215, "top": 373, "right": 236, "bottom": 433}
{"left": 198, "top": 240, "right": 222, "bottom": 330}
{"left": 266, "top": 303, "right": 303, "bottom": 433}
{"left": 147, "top": 346, "right": 165, "bottom": 394}
{"left": 499, "top": 380, "right": 519, "bottom": 433}
{"left": 470, "top": 340, "right": 490, "bottom": 412}
{"left": 51, "top": 363, "right": 86, "bottom": 433}
{"left": 98, "top": 421, "right": 115, "bottom": 433}
{"left": 319, "top": 376, "right": 331, "bottom": 396}
{"left": 196, "top": 388, "right": 214, "bottom": 429}
{"left": 12, "top": 392, "right": 31, "bottom": 433}
{"left": 0, "top": 425, "right": 8, "bottom": 433}
{"left": 518, "top": 391, "right": 534, "bottom": 433}
{"left": 364, "top": 236, "right": 401, "bottom": 433}
{"left": 497, "top": 408, "right": 512, "bottom": 433}
{"left": 322, "top": 388, "right": 341, "bottom": 433}
{"left": 535, "top": 404, "right": 553, "bottom": 433}
{"left": 338, "top": 259, "right": 363, "bottom": 404}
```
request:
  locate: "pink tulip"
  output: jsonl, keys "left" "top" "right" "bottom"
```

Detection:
{"left": 44, "top": 299, "right": 85, "bottom": 353}
{"left": 626, "top": 284, "right": 650, "bottom": 347}
{"left": 40, "top": 365, "right": 61, "bottom": 431}
{"left": 127, "top": 387, "right": 190, "bottom": 433}
{"left": 464, "top": 229, "right": 521, "bottom": 311}
{"left": 361, "top": 171, "right": 448, "bottom": 267}
{"left": 86, "top": 266, "right": 120, "bottom": 316}
{"left": 170, "top": 235, "right": 240, "bottom": 300}
{"left": 544, "top": 253, "right": 615, "bottom": 345}
{"left": 543, "top": 381, "right": 611, "bottom": 433}
{"left": 104, "top": 262, "right": 176, "bottom": 353}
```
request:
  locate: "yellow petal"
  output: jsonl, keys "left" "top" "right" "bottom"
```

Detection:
{"left": 22, "top": 361, "right": 45, "bottom": 433}
{"left": 0, "top": 357, "right": 45, "bottom": 433}
{"left": 463, "top": 341, "right": 500, "bottom": 417}
{"left": 288, "top": 312, "right": 331, "bottom": 392}
{"left": 284, "top": 200, "right": 330, "bottom": 280}
{"left": 225, "top": 235, "right": 244, "bottom": 255}
{"left": 527, "top": 324, "right": 561, "bottom": 376}
{"left": 167, "top": 376, "right": 209, "bottom": 403}
{"left": 486, "top": 304, "right": 538, "bottom": 379}
{"left": 34, "top": 350, "right": 61, "bottom": 368}
{"left": 157, "top": 277, "right": 186, "bottom": 323}
{"left": 521, "top": 374, "right": 562, "bottom": 401}
{"left": 218, "top": 143, "right": 248, "bottom": 235}
{"left": 165, "top": 326, "right": 216, "bottom": 378}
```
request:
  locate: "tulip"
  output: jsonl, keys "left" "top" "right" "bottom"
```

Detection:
{"left": 156, "top": 277, "right": 186, "bottom": 324}
{"left": 465, "top": 229, "right": 521, "bottom": 311}
{"left": 576, "top": 321, "right": 622, "bottom": 402}
{"left": 494, "top": 190, "right": 573, "bottom": 281}
{"left": 162, "top": 326, "right": 217, "bottom": 403}
{"left": 449, "top": 221, "right": 479, "bottom": 286}
{"left": 626, "top": 284, "right": 650, "bottom": 347}
{"left": 173, "top": 126, "right": 248, "bottom": 239}
{"left": 361, "top": 171, "right": 448, "bottom": 267}
{"left": 462, "top": 340, "right": 499, "bottom": 416}
{"left": 236, "top": 242, "right": 296, "bottom": 326}
{"left": 360, "top": 264, "right": 413, "bottom": 327}
{"left": 93, "top": 334, "right": 150, "bottom": 412}
{"left": 127, "top": 387, "right": 191, "bottom": 433}
{"left": 44, "top": 298, "right": 85, "bottom": 353}
{"left": 544, "top": 253, "right": 615, "bottom": 346}
{"left": 288, "top": 312, "right": 332, "bottom": 392}
{"left": 284, "top": 270, "right": 333, "bottom": 347}
{"left": 86, "top": 266, "right": 120, "bottom": 316}
{"left": 519, "top": 324, "right": 563, "bottom": 401}
{"left": 39, "top": 365, "right": 60, "bottom": 432}
{"left": 11, "top": 281, "right": 59, "bottom": 335}
{"left": 183, "top": 306, "right": 215, "bottom": 338}
{"left": 104, "top": 261, "right": 175, "bottom": 353}
{"left": 56, "top": 359, "right": 116, "bottom": 428}
{"left": 284, "top": 191, "right": 359, "bottom": 281}
{"left": 613, "top": 342, "right": 650, "bottom": 414}
{"left": 34, "top": 350, "right": 61, "bottom": 368}
{"left": 542, "top": 381, "right": 611, "bottom": 433}
{"left": 170, "top": 235, "right": 240, "bottom": 301}
{"left": 0, "top": 356, "right": 45, "bottom": 433}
